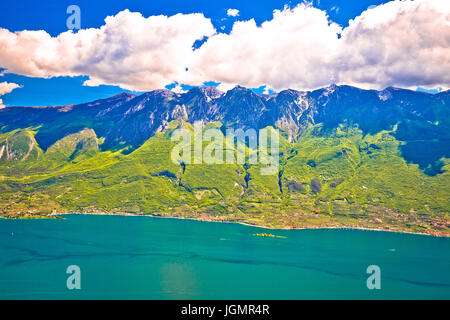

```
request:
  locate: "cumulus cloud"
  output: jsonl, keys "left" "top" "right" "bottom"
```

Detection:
{"left": 227, "top": 9, "right": 240, "bottom": 17}
{"left": 190, "top": 4, "right": 342, "bottom": 91}
{"left": 0, "top": 81, "right": 21, "bottom": 108}
{"left": 0, "top": 10, "right": 215, "bottom": 91}
{"left": 336, "top": 0, "right": 450, "bottom": 90}
{"left": 0, "top": 0, "right": 448, "bottom": 92}
{"left": 191, "top": 0, "right": 450, "bottom": 91}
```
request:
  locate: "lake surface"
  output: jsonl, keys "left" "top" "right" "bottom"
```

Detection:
{"left": 0, "top": 215, "right": 449, "bottom": 299}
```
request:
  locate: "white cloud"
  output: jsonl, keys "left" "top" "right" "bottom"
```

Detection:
{"left": 330, "top": 6, "right": 340, "bottom": 13}
{"left": 336, "top": 0, "right": 450, "bottom": 90}
{"left": 0, "top": 81, "right": 20, "bottom": 95}
{"left": 191, "top": 0, "right": 450, "bottom": 91}
{"left": 171, "top": 84, "right": 187, "bottom": 94}
{"left": 0, "top": 10, "right": 215, "bottom": 91}
{"left": 0, "top": 0, "right": 448, "bottom": 92}
{"left": 216, "top": 82, "right": 236, "bottom": 92}
{"left": 190, "top": 4, "right": 342, "bottom": 91}
{"left": 263, "top": 86, "right": 272, "bottom": 95}
{"left": 227, "top": 9, "right": 240, "bottom": 17}
{"left": 0, "top": 81, "right": 20, "bottom": 108}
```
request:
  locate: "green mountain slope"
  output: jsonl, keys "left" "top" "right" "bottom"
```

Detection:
{"left": 0, "top": 121, "right": 448, "bottom": 236}
{"left": 0, "top": 85, "right": 449, "bottom": 236}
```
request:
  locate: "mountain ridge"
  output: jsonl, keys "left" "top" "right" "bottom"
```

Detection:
{"left": 1, "top": 84, "right": 449, "bottom": 172}
{"left": 3, "top": 84, "right": 444, "bottom": 109}
{"left": 1, "top": 84, "right": 447, "bottom": 134}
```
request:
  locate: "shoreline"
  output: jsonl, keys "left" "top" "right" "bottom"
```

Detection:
{"left": 43, "top": 211, "right": 450, "bottom": 238}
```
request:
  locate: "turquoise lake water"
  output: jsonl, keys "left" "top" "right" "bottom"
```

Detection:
{"left": 0, "top": 214, "right": 449, "bottom": 299}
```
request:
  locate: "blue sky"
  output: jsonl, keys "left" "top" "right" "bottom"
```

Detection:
{"left": 0, "top": 0, "right": 446, "bottom": 106}
{"left": 0, "top": 0, "right": 388, "bottom": 34}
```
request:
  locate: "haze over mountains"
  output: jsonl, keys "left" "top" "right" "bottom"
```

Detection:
{"left": 0, "top": 84, "right": 449, "bottom": 236}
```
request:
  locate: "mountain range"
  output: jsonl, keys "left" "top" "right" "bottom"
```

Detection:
{"left": 0, "top": 85, "right": 449, "bottom": 236}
